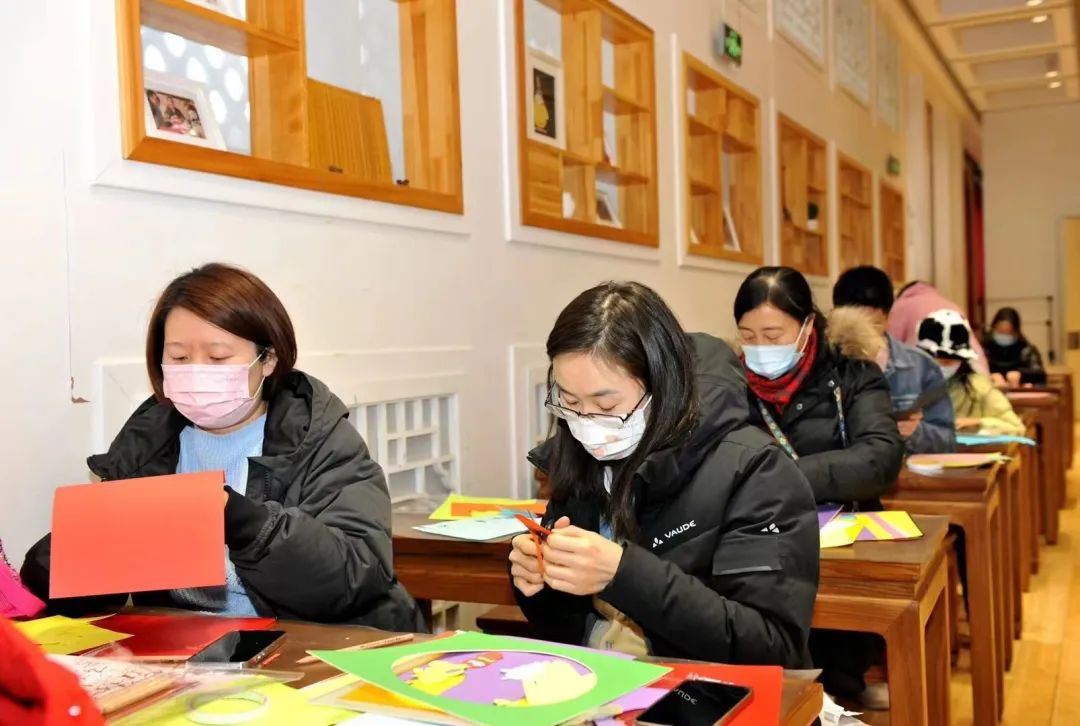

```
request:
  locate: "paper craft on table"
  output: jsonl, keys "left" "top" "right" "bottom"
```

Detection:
{"left": 430, "top": 495, "right": 547, "bottom": 521}
{"left": 836, "top": 511, "right": 923, "bottom": 542}
{"left": 817, "top": 504, "right": 843, "bottom": 530}
{"left": 94, "top": 613, "right": 276, "bottom": 659}
{"left": 50, "top": 655, "right": 180, "bottom": 714}
{"left": 15, "top": 615, "right": 132, "bottom": 655}
{"left": 576, "top": 661, "right": 782, "bottom": 726}
{"left": 50, "top": 472, "right": 226, "bottom": 599}
{"left": 413, "top": 517, "right": 529, "bottom": 542}
{"left": 957, "top": 433, "right": 1037, "bottom": 447}
{"left": 309, "top": 631, "right": 669, "bottom": 726}
{"left": 819, "top": 518, "right": 864, "bottom": 549}
{"left": 906, "top": 452, "right": 1008, "bottom": 475}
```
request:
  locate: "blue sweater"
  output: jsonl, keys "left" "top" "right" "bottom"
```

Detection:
{"left": 174, "top": 414, "right": 267, "bottom": 616}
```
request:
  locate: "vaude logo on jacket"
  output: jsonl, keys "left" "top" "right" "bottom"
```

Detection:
{"left": 651, "top": 520, "right": 696, "bottom": 548}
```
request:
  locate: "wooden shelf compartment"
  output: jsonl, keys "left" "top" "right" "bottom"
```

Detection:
{"left": 880, "top": 182, "right": 906, "bottom": 281}
{"left": 682, "top": 52, "right": 762, "bottom": 265}
{"left": 117, "top": 0, "right": 464, "bottom": 213}
{"left": 517, "top": 0, "right": 658, "bottom": 246}
{"left": 778, "top": 114, "right": 828, "bottom": 276}
{"left": 838, "top": 153, "right": 873, "bottom": 270}
{"left": 139, "top": 0, "right": 300, "bottom": 56}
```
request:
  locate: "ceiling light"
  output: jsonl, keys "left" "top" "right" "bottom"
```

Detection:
{"left": 1031, "top": 14, "right": 1048, "bottom": 23}
{"left": 1049, "top": 81, "right": 1063, "bottom": 89}
{"left": 1025, "top": 0, "right": 1044, "bottom": 6}
{"left": 1046, "top": 70, "right": 1060, "bottom": 78}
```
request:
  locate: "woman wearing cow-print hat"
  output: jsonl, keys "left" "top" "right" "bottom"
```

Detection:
{"left": 916, "top": 309, "right": 1024, "bottom": 435}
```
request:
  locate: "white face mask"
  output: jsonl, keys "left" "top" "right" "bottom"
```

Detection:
{"left": 566, "top": 398, "right": 651, "bottom": 461}
{"left": 939, "top": 364, "right": 960, "bottom": 381}
{"left": 743, "top": 318, "right": 811, "bottom": 380}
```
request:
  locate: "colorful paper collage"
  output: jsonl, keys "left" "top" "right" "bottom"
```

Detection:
{"left": 429, "top": 496, "right": 546, "bottom": 521}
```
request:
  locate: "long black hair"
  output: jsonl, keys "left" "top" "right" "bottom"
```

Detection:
{"left": 990, "top": 307, "right": 1026, "bottom": 345}
{"left": 733, "top": 266, "right": 826, "bottom": 346}
{"left": 545, "top": 281, "right": 699, "bottom": 540}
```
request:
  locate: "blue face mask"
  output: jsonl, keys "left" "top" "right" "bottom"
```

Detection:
{"left": 744, "top": 319, "right": 811, "bottom": 380}
{"left": 993, "top": 333, "right": 1018, "bottom": 347}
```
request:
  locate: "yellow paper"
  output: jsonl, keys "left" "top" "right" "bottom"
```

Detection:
{"left": 819, "top": 519, "right": 863, "bottom": 549}
{"left": 14, "top": 615, "right": 132, "bottom": 655}
{"left": 429, "top": 494, "right": 545, "bottom": 521}
{"left": 153, "top": 683, "right": 355, "bottom": 726}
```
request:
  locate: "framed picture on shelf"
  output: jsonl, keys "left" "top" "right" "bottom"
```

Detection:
{"left": 142, "top": 70, "right": 225, "bottom": 150}
{"left": 596, "top": 191, "right": 621, "bottom": 228}
{"left": 185, "top": 0, "right": 242, "bottom": 17}
{"left": 525, "top": 50, "right": 565, "bottom": 149}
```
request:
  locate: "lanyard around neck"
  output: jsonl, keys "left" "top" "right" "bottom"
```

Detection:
{"left": 757, "top": 385, "right": 847, "bottom": 460}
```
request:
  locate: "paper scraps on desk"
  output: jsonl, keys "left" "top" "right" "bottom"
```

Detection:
{"left": 837, "top": 511, "right": 923, "bottom": 542}
{"left": 95, "top": 613, "right": 276, "bottom": 659}
{"left": 906, "top": 451, "right": 1008, "bottom": 475}
{"left": 819, "top": 518, "right": 864, "bottom": 549}
{"left": 50, "top": 472, "right": 226, "bottom": 598}
{"left": 413, "top": 516, "right": 529, "bottom": 541}
{"left": 50, "top": 655, "right": 180, "bottom": 714}
{"left": 309, "top": 631, "right": 669, "bottom": 726}
{"left": 957, "top": 433, "right": 1037, "bottom": 447}
{"left": 15, "top": 615, "right": 132, "bottom": 655}
{"left": 130, "top": 682, "right": 355, "bottom": 726}
{"left": 429, "top": 495, "right": 547, "bottom": 521}
{"left": 817, "top": 504, "right": 843, "bottom": 530}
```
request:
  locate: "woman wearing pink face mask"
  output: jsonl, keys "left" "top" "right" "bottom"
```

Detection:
{"left": 21, "top": 264, "right": 422, "bottom": 630}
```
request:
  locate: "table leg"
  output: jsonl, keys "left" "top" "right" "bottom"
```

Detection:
{"left": 1008, "top": 463, "right": 1024, "bottom": 638}
{"left": 885, "top": 603, "right": 929, "bottom": 726}
{"left": 993, "top": 482, "right": 1013, "bottom": 671}
{"left": 1041, "top": 417, "right": 1061, "bottom": 544}
{"left": 924, "top": 568, "right": 952, "bottom": 726}
{"left": 960, "top": 511, "right": 1002, "bottom": 725}
{"left": 1017, "top": 452, "right": 1033, "bottom": 594}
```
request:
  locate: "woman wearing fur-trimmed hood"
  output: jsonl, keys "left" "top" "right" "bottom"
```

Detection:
{"left": 733, "top": 266, "right": 903, "bottom": 513}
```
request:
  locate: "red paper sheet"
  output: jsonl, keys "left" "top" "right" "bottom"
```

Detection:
{"left": 97, "top": 613, "right": 276, "bottom": 658}
{"left": 50, "top": 472, "right": 226, "bottom": 599}
{"left": 617, "top": 662, "right": 783, "bottom": 726}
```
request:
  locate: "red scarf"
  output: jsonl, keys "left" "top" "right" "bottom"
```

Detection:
{"left": 744, "top": 327, "right": 819, "bottom": 411}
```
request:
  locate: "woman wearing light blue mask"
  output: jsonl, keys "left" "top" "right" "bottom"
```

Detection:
{"left": 734, "top": 266, "right": 903, "bottom": 709}
{"left": 982, "top": 306, "right": 1046, "bottom": 387}
{"left": 508, "top": 281, "right": 819, "bottom": 668}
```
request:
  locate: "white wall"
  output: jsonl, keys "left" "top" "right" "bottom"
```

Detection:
{"left": 984, "top": 103, "right": 1080, "bottom": 361}
{"left": 0, "top": 0, "right": 977, "bottom": 561}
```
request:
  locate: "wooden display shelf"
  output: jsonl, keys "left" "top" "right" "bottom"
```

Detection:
{"left": 689, "top": 174, "right": 721, "bottom": 195}
{"left": 778, "top": 114, "right": 829, "bottom": 277}
{"left": 682, "top": 52, "right": 762, "bottom": 265}
{"left": 838, "top": 153, "right": 873, "bottom": 271}
{"left": 881, "top": 181, "right": 906, "bottom": 281}
{"left": 517, "top": 0, "right": 658, "bottom": 246}
{"left": 140, "top": 0, "right": 299, "bottom": 56}
{"left": 688, "top": 113, "right": 720, "bottom": 136}
{"left": 841, "top": 191, "right": 872, "bottom": 208}
{"left": 603, "top": 85, "right": 649, "bottom": 115}
{"left": 117, "top": 0, "right": 464, "bottom": 213}
{"left": 596, "top": 161, "right": 649, "bottom": 185}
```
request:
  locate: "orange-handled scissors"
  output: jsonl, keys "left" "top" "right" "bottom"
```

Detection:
{"left": 514, "top": 514, "right": 552, "bottom": 577}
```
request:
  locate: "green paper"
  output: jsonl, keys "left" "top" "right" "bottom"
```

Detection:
{"left": 310, "top": 631, "right": 669, "bottom": 726}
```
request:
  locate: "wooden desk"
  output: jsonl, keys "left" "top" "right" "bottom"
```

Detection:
{"left": 1020, "top": 412, "right": 1042, "bottom": 577}
{"left": 1008, "top": 390, "right": 1064, "bottom": 544}
{"left": 884, "top": 470, "right": 1005, "bottom": 725}
{"left": 271, "top": 621, "right": 824, "bottom": 725}
{"left": 1045, "top": 367, "right": 1074, "bottom": 467}
{"left": 814, "top": 515, "right": 951, "bottom": 726}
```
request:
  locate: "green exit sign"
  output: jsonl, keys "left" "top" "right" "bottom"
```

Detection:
{"left": 715, "top": 24, "right": 743, "bottom": 66}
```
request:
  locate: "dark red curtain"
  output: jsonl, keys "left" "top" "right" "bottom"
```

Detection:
{"left": 963, "top": 154, "right": 986, "bottom": 334}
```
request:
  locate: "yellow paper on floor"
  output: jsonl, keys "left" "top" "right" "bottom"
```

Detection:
{"left": 153, "top": 683, "right": 355, "bottom": 726}
{"left": 14, "top": 615, "right": 132, "bottom": 655}
{"left": 819, "top": 518, "right": 864, "bottom": 549}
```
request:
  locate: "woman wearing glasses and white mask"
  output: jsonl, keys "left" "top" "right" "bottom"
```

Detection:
{"left": 734, "top": 266, "right": 903, "bottom": 708}
{"left": 22, "top": 264, "right": 421, "bottom": 631}
{"left": 508, "top": 281, "right": 819, "bottom": 667}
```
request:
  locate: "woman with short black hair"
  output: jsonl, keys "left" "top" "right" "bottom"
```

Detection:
{"left": 509, "top": 281, "right": 819, "bottom": 667}
{"left": 23, "top": 263, "right": 421, "bottom": 630}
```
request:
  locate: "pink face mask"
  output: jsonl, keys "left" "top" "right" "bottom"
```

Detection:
{"left": 162, "top": 355, "right": 265, "bottom": 430}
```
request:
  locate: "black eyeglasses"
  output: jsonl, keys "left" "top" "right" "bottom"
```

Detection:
{"left": 544, "top": 385, "right": 651, "bottom": 429}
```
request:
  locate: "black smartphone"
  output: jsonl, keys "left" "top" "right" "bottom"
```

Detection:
{"left": 637, "top": 678, "right": 753, "bottom": 726}
{"left": 188, "top": 630, "right": 285, "bottom": 669}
